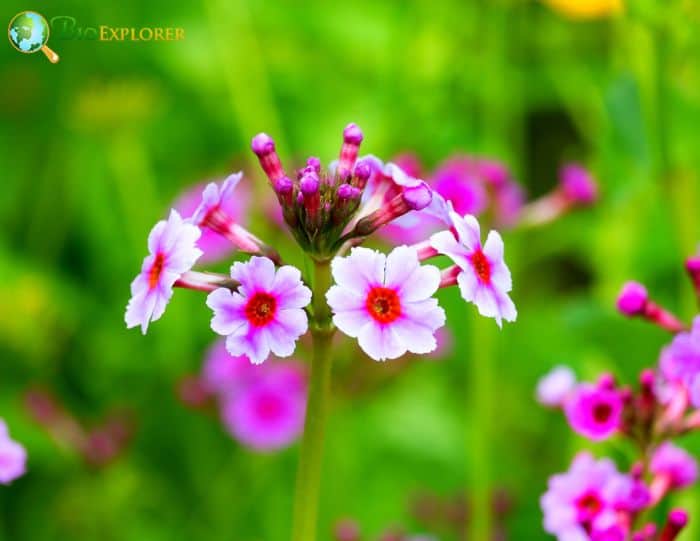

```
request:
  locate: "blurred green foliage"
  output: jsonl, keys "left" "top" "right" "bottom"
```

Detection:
{"left": 1, "top": 0, "right": 700, "bottom": 540}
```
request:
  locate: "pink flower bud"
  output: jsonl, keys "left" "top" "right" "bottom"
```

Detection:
{"left": 617, "top": 281, "right": 648, "bottom": 315}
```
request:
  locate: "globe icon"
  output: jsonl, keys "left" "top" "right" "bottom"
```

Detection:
{"left": 8, "top": 11, "right": 59, "bottom": 63}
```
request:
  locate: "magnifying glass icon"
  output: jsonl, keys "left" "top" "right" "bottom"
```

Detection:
{"left": 8, "top": 11, "right": 60, "bottom": 64}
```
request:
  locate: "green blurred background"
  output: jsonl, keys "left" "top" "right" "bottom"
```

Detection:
{"left": 2, "top": 1, "right": 700, "bottom": 539}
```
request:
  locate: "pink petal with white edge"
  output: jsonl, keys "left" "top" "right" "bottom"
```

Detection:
{"left": 331, "top": 247, "right": 385, "bottom": 294}
{"left": 206, "top": 288, "right": 247, "bottom": 335}
{"left": 430, "top": 231, "right": 471, "bottom": 270}
{"left": 385, "top": 246, "right": 441, "bottom": 302}
{"left": 451, "top": 212, "right": 481, "bottom": 250}
{"left": 231, "top": 256, "right": 276, "bottom": 296}
{"left": 271, "top": 266, "right": 312, "bottom": 309}
{"left": 358, "top": 322, "right": 406, "bottom": 361}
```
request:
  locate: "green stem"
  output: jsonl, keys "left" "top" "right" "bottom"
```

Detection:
{"left": 468, "top": 312, "right": 494, "bottom": 541}
{"left": 291, "top": 259, "right": 334, "bottom": 541}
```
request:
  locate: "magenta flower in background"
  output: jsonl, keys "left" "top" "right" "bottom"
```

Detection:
{"left": 0, "top": 420, "right": 27, "bottom": 485}
{"left": 432, "top": 157, "right": 488, "bottom": 217}
{"left": 650, "top": 442, "right": 698, "bottom": 490}
{"left": 207, "top": 257, "right": 312, "bottom": 364}
{"left": 326, "top": 246, "right": 445, "bottom": 361}
{"left": 559, "top": 163, "right": 598, "bottom": 206}
{"left": 430, "top": 205, "right": 516, "bottom": 326}
{"left": 659, "top": 317, "right": 700, "bottom": 406}
{"left": 125, "top": 209, "right": 203, "bottom": 334}
{"left": 221, "top": 361, "right": 307, "bottom": 451}
{"left": 536, "top": 366, "right": 577, "bottom": 407}
{"left": 173, "top": 175, "right": 250, "bottom": 263}
{"left": 541, "top": 452, "right": 635, "bottom": 541}
{"left": 201, "top": 339, "right": 257, "bottom": 397}
{"left": 564, "top": 384, "right": 623, "bottom": 441}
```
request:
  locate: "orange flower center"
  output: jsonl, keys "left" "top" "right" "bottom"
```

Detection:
{"left": 245, "top": 292, "right": 277, "bottom": 327}
{"left": 366, "top": 286, "right": 401, "bottom": 324}
{"left": 148, "top": 253, "right": 165, "bottom": 290}
{"left": 470, "top": 249, "right": 491, "bottom": 284}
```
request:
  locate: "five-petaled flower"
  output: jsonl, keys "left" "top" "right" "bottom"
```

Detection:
{"left": 326, "top": 246, "right": 445, "bottom": 361}
{"left": 430, "top": 201, "right": 516, "bottom": 326}
{"left": 125, "top": 209, "right": 203, "bottom": 334}
{"left": 206, "top": 257, "right": 312, "bottom": 364}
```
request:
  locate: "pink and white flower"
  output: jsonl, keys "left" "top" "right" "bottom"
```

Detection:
{"left": 206, "top": 257, "right": 312, "bottom": 364}
{"left": 564, "top": 384, "right": 623, "bottom": 441}
{"left": 541, "top": 452, "right": 635, "bottom": 541}
{"left": 125, "top": 209, "right": 203, "bottom": 334}
{"left": 430, "top": 205, "right": 516, "bottom": 327}
{"left": 326, "top": 246, "right": 445, "bottom": 361}
{"left": 189, "top": 173, "right": 270, "bottom": 256}
{"left": 0, "top": 420, "right": 27, "bottom": 485}
{"left": 173, "top": 175, "right": 250, "bottom": 263}
{"left": 650, "top": 442, "right": 698, "bottom": 494}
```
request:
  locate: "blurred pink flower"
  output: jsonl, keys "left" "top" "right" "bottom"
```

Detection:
{"left": 0, "top": 420, "right": 27, "bottom": 485}
{"left": 201, "top": 339, "right": 257, "bottom": 397}
{"left": 536, "top": 366, "right": 577, "bottom": 407}
{"left": 207, "top": 257, "right": 311, "bottom": 364}
{"left": 650, "top": 442, "right": 698, "bottom": 491}
{"left": 559, "top": 163, "right": 598, "bottom": 206}
{"left": 564, "top": 384, "right": 623, "bottom": 441}
{"left": 173, "top": 174, "right": 251, "bottom": 263}
{"left": 659, "top": 317, "right": 700, "bottom": 406}
{"left": 541, "top": 452, "right": 635, "bottom": 541}
{"left": 221, "top": 362, "right": 307, "bottom": 451}
{"left": 326, "top": 246, "right": 445, "bottom": 361}
{"left": 125, "top": 209, "right": 202, "bottom": 333}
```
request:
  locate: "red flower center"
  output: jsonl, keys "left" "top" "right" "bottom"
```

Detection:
{"left": 592, "top": 402, "right": 612, "bottom": 423}
{"left": 575, "top": 490, "right": 603, "bottom": 521}
{"left": 148, "top": 253, "right": 166, "bottom": 290}
{"left": 366, "top": 286, "right": 402, "bottom": 324}
{"left": 470, "top": 249, "right": 491, "bottom": 284}
{"left": 245, "top": 292, "right": 277, "bottom": 327}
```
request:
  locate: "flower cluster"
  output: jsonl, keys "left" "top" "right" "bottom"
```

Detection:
{"left": 537, "top": 252, "right": 700, "bottom": 540}
{"left": 0, "top": 419, "right": 27, "bottom": 485}
{"left": 126, "top": 123, "right": 519, "bottom": 364}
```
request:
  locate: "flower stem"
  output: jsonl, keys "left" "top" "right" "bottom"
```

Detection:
{"left": 291, "top": 259, "right": 334, "bottom": 541}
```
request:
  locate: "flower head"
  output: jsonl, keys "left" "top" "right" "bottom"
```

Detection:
{"left": 541, "top": 452, "right": 634, "bottom": 541}
{"left": 564, "top": 384, "right": 623, "bottom": 441}
{"left": 207, "top": 257, "right": 311, "bottom": 364}
{"left": 430, "top": 206, "right": 516, "bottom": 326}
{"left": 220, "top": 361, "right": 307, "bottom": 451}
{"left": 650, "top": 442, "right": 698, "bottom": 490}
{"left": 537, "top": 366, "right": 577, "bottom": 407}
{"left": 326, "top": 246, "right": 445, "bottom": 361}
{"left": 173, "top": 175, "right": 250, "bottom": 263}
{"left": 0, "top": 420, "right": 27, "bottom": 485}
{"left": 125, "top": 210, "right": 202, "bottom": 333}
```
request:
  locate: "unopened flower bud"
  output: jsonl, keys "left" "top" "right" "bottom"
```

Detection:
{"left": 251, "top": 133, "right": 286, "bottom": 182}
{"left": 659, "top": 509, "right": 688, "bottom": 541}
{"left": 306, "top": 156, "right": 321, "bottom": 173}
{"left": 617, "top": 281, "right": 648, "bottom": 315}
{"left": 337, "top": 123, "right": 364, "bottom": 180}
